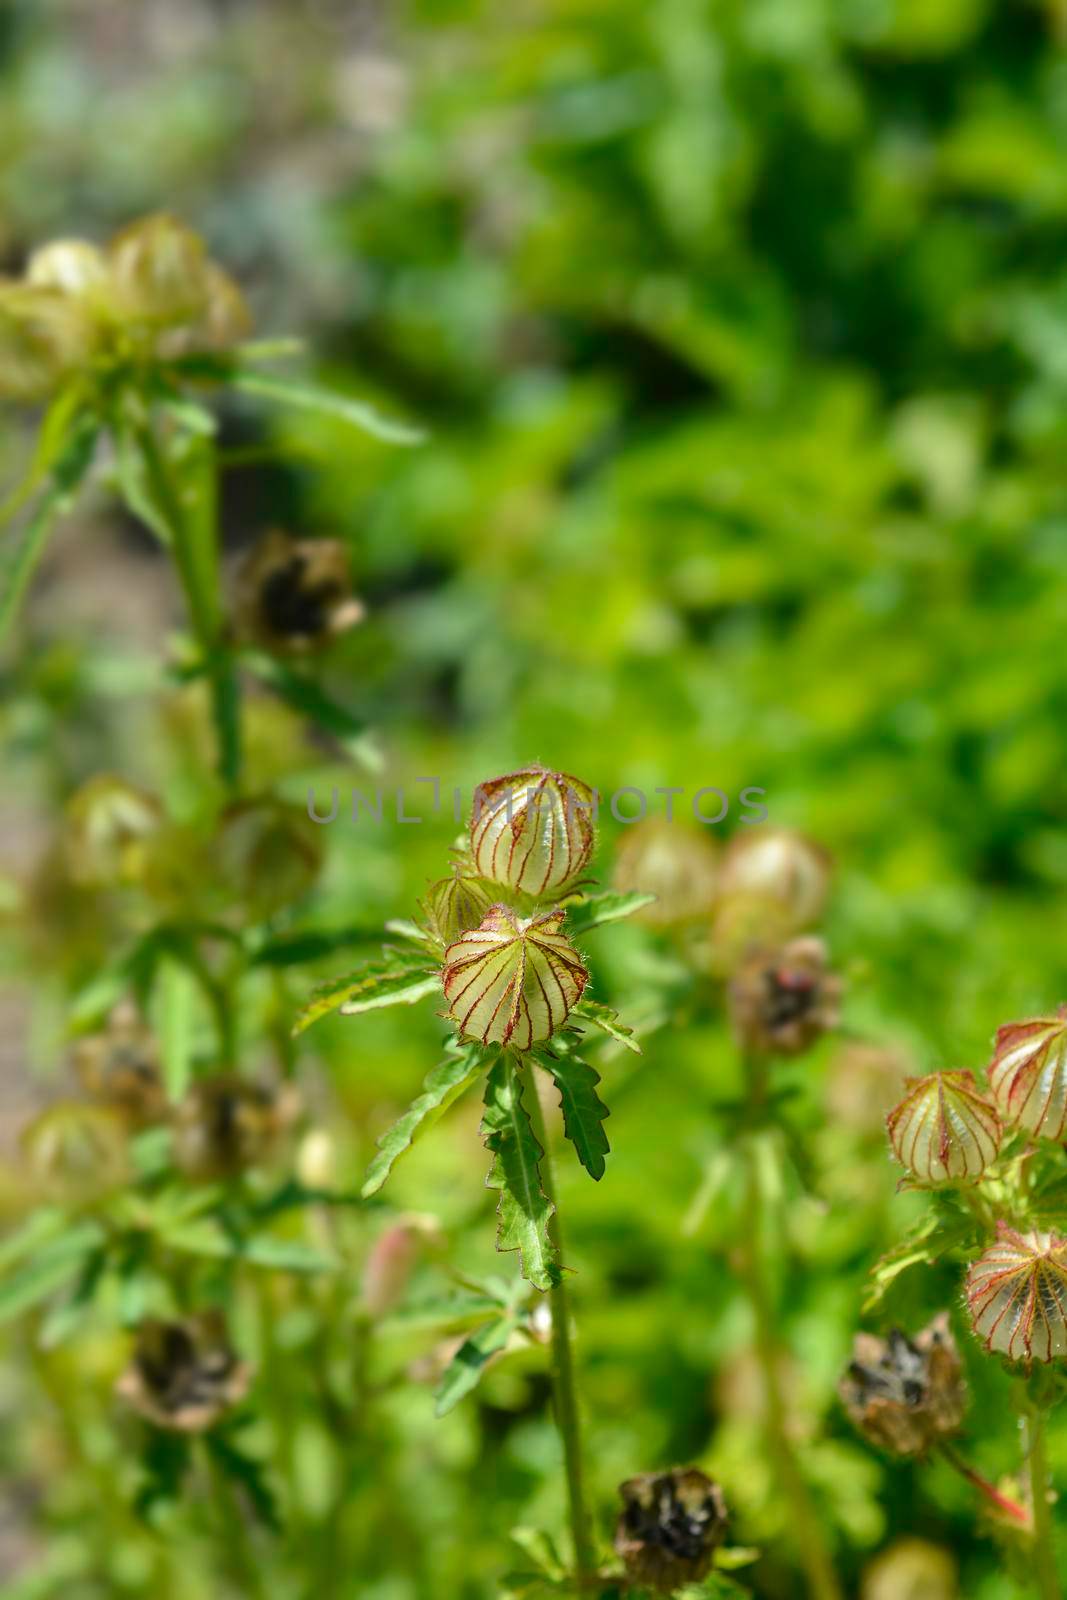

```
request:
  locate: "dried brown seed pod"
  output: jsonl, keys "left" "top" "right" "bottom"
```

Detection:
{"left": 839, "top": 1314, "right": 967, "bottom": 1456}
{"left": 116, "top": 1313, "right": 250, "bottom": 1432}
{"left": 728, "top": 935, "right": 842, "bottom": 1057}
{"left": 614, "top": 1467, "right": 728, "bottom": 1594}
{"left": 234, "top": 530, "right": 364, "bottom": 654}
{"left": 73, "top": 1002, "right": 166, "bottom": 1129}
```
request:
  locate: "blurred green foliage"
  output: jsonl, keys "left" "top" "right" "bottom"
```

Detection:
{"left": 3, "top": 1, "right": 1067, "bottom": 1597}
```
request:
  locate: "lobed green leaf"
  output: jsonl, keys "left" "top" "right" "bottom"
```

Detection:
{"left": 292, "top": 950, "right": 440, "bottom": 1035}
{"left": 361, "top": 1046, "right": 485, "bottom": 1197}
{"left": 481, "top": 1057, "right": 560, "bottom": 1291}
{"left": 535, "top": 1049, "right": 611, "bottom": 1181}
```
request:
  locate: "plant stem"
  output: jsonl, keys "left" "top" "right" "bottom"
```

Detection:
{"left": 741, "top": 1053, "right": 843, "bottom": 1600}
{"left": 520, "top": 1055, "right": 597, "bottom": 1591}
{"left": 937, "top": 1441, "right": 1030, "bottom": 1526}
{"left": 1025, "top": 1410, "right": 1061, "bottom": 1600}
{"left": 135, "top": 416, "right": 241, "bottom": 788}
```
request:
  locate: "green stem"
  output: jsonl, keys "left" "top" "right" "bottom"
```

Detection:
{"left": 1026, "top": 1410, "right": 1061, "bottom": 1600}
{"left": 135, "top": 417, "right": 241, "bottom": 788}
{"left": 520, "top": 1055, "right": 597, "bottom": 1591}
{"left": 741, "top": 1053, "right": 842, "bottom": 1600}
{"left": 937, "top": 1441, "right": 1030, "bottom": 1526}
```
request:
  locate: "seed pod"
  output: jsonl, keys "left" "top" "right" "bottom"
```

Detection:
{"left": 0, "top": 282, "right": 97, "bottom": 401}
{"left": 421, "top": 871, "right": 496, "bottom": 948}
{"left": 716, "top": 827, "right": 832, "bottom": 933}
{"left": 116, "top": 1313, "right": 250, "bottom": 1432}
{"left": 73, "top": 1002, "right": 166, "bottom": 1129}
{"left": 728, "top": 935, "right": 842, "bottom": 1057}
{"left": 611, "top": 817, "right": 719, "bottom": 928}
{"left": 839, "top": 1314, "right": 967, "bottom": 1455}
{"left": 862, "top": 1539, "right": 958, "bottom": 1600}
{"left": 107, "top": 213, "right": 214, "bottom": 328}
{"left": 21, "top": 1101, "right": 129, "bottom": 1199}
{"left": 442, "top": 905, "right": 588, "bottom": 1049}
{"left": 27, "top": 240, "right": 109, "bottom": 299}
{"left": 965, "top": 1224, "right": 1067, "bottom": 1364}
{"left": 211, "top": 797, "right": 322, "bottom": 920}
{"left": 614, "top": 1468, "right": 728, "bottom": 1595}
{"left": 886, "top": 1071, "right": 1001, "bottom": 1186}
{"left": 987, "top": 1012, "right": 1067, "bottom": 1142}
{"left": 174, "top": 1075, "right": 300, "bottom": 1179}
{"left": 470, "top": 766, "right": 595, "bottom": 897}
{"left": 234, "top": 529, "right": 365, "bottom": 654}
{"left": 63, "top": 774, "right": 164, "bottom": 890}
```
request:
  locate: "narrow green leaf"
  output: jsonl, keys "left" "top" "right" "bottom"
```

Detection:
{"left": 572, "top": 998, "right": 641, "bottom": 1054}
{"left": 250, "top": 925, "right": 387, "bottom": 968}
{"left": 0, "top": 381, "right": 86, "bottom": 528}
{"left": 0, "top": 412, "right": 99, "bottom": 645}
{"left": 162, "top": 1218, "right": 340, "bottom": 1274}
{"left": 563, "top": 891, "right": 656, "bottom": 935}
{"left": 153, "top": 955, "right": 197, "bottom": 1102}
{"left": 205, "top": 1426, "right": 281, "bottom": 1531}
{"left": 0, "top": 1222, "right": 106, "bottom": 1324}
{"left": 379, "top": 1291, "right": 504, "bottom": 1333}
{"left": 362, "top": 1048, "right": 484, "bottom": 1197}
{"left": 38, "top": 1247, "right": 109, "bottom": 1348}
{"left": 0, "top": 1207, "right": 65, "bottom": 1272}
{"left": 293, "top": 951, "right": 440, "bottom": 1035}
{"left": 481, "top": 1057, "right": 560, "bottom": 1291}
{"left": 536, "top": 1051, "right": 611, "bottom": 1181}
{"left": 243, "top": 649, "right": 370, "bottom": 754}
{"left": 434, "top": 1314, "right": 515, "bottom": 1416}
{"left": 228, "top": 368, "right": 426, "bottom": 445}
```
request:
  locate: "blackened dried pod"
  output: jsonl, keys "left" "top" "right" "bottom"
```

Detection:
{"left": 611, "top": 817, "right": 720, "bottom": 928}
{"left": 0, "top": 281, "right": 99, "bottom": 402}
{"left": 63, "top": 774, "right": 164, "bottom": 891}
{"left": 420, "top": 871, "right": 496, "bottom": 948}
{"left": 987, "top": 1012, "right": 1067, "bottom": 1142}
{"left": 717, "top": 827, "right": 832, "bottom": 934}
{"left": 839, "top": 1314, "right": 967, "bottom": 1456}
{"left": 234, "top": 529, "right": 364, "bottom": 654}
{"left": 470, "top": 766, "right": 596, "bottom": 896}
{"left": 965, "top": 1224, "right": 1067, "bottom": 1365}
{"left": 442, "top": 905, "right": 588, "bottom": 1049}
{"left": 73, "top": 1002, "right": 166, "bottom": 1129}
{"left": 728, "top": 936, "right": 842, "bottom": 1057}
{"left": 886, "top": 1071, "right": 1001, "bottom": 1186}
{"left": 174, "top": 1075, "right": 300, "bottom": 1179}
{"left": 116, "top": 1313, "right": 250, "bottom": 1432}
{"left": 614, "top": 1467, "right": 728, "bottom": 1594}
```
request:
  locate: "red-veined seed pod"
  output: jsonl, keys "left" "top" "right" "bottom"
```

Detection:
{"left": 987, "top": 1012, "right": 1067, "bottom": 1141}
{"left": 442, "top": 905, "right": 588, "bottom": 1049}
{"left": 965, "top": 1223, "right": 1067, "bottom": 1364}
{"left": 886, "top": 1071, "right": 1001, "bottom": 1185}
{"left": 470, "top": 766, "right": 595, "bottom": 897}
{"left": 421, "top": 871, "right": 496, "bottom": 948}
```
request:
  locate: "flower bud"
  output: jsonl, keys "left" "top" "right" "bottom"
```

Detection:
{"left": 62, "top": 774, "right": 164, "bottom": 890}
{"left": 470, "top": 766, "right": 595, "bottom": 897}
{"left": 0, "top": 282, "right": 97, "bottom": 401}
{"left": 174, "top": 1075, "right": 300, "bottom": 1179}
{"left": 362, "top": 1215, "right": 442, "bottom": 1319}
{"left": 234, "top": 529, "right": 364, "bottom": 654}
{"left": 965, "top": 1223, "right": 1067, "bottom": 1364}
{"left": 442, "top": 905, "right": 588, "bottom": 1049}
{"left": 987, "top": 1012, "right": 1067, "bottom": 1142}
{"left": 611, "top": 817, "right": 719, "bottom": 928}
{"left": 73, "top": 1002, "right": 166, "bottom": 1129}
{"left": 862, "top": 1539, "right": 957, "bottom": 1600}
{"left": 839, "top": 1314, "right": 967, "bottom": 1456}
{"left": 716, "top": 827, "right": 832, "bottom": 933}
{"left": 614, "top": 1468, "right": 728, "bottom": 1595}
{"left": 27, "top": 240, "right": 109, "bottom": 299}
{"left": 107, "top": 213, "right": 213, "bottom": 328}
{"left": 116, "top": 1313, "right": 250, "bottom": 1432}
{"left": 728, "top": 936, "right": 842, "bottom": 1056}
{"left": 886, "top": 1071, "right": 1001, "bottom": 1186}
{"left": 421, "top": 871, "right": 496, "bottom": 948}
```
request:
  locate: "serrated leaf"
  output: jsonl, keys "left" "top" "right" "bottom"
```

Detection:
{"left": 293, "top": 950, "right": 440, "bottom": 1035}
{"left": 250, "top": 925, "right": 386, "bottom": 968}
{"left": 362, "top": 1048, "right": 484, "bottom": 1197}
{"left": 572, "top": 998, "right": 641, "bottom": 1054}
{"left": 863, "top": 1214, "right": 973, "bottom": 1311}
{"left": 563, "top": 891, "right": 656, "bottom": 935}
{"left": 535, "top": 1051, "right": 611, "bottom": 1181}
{"left": 434, "top": 1314, "right": 516, "bottom": 1416}
{"left": 482, "top": 1058, "right": 560, "bottom": 1291}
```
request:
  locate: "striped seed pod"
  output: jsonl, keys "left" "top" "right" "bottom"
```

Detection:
{"left": 987, "top": 1012, "right": 1067, "bottom": 1142}
{"left": 442, "top": 905, "right": 588, "bottom": 1049}
{"left": 965, "top": 1224, "right": 1067, "bottom": 1364}
{"left": 470, "top": 766, "right": 595, "bottom": 897}
{"left": 886, "top": 1071, "right": 1001, "bottom": 1186}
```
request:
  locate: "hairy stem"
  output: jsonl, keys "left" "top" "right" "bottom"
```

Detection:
{"left": 741, "top": 1053, "right": 843, "bottom": 1600}
{"left": 937, "top": 1441, "right": 1030, "bottom": 1526}
{"left": 1026, "top": 1410, "right": 1061, "bottom": 1600}
{"left": 520, "top": 1055, "right": 597, "bottom": 1590}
